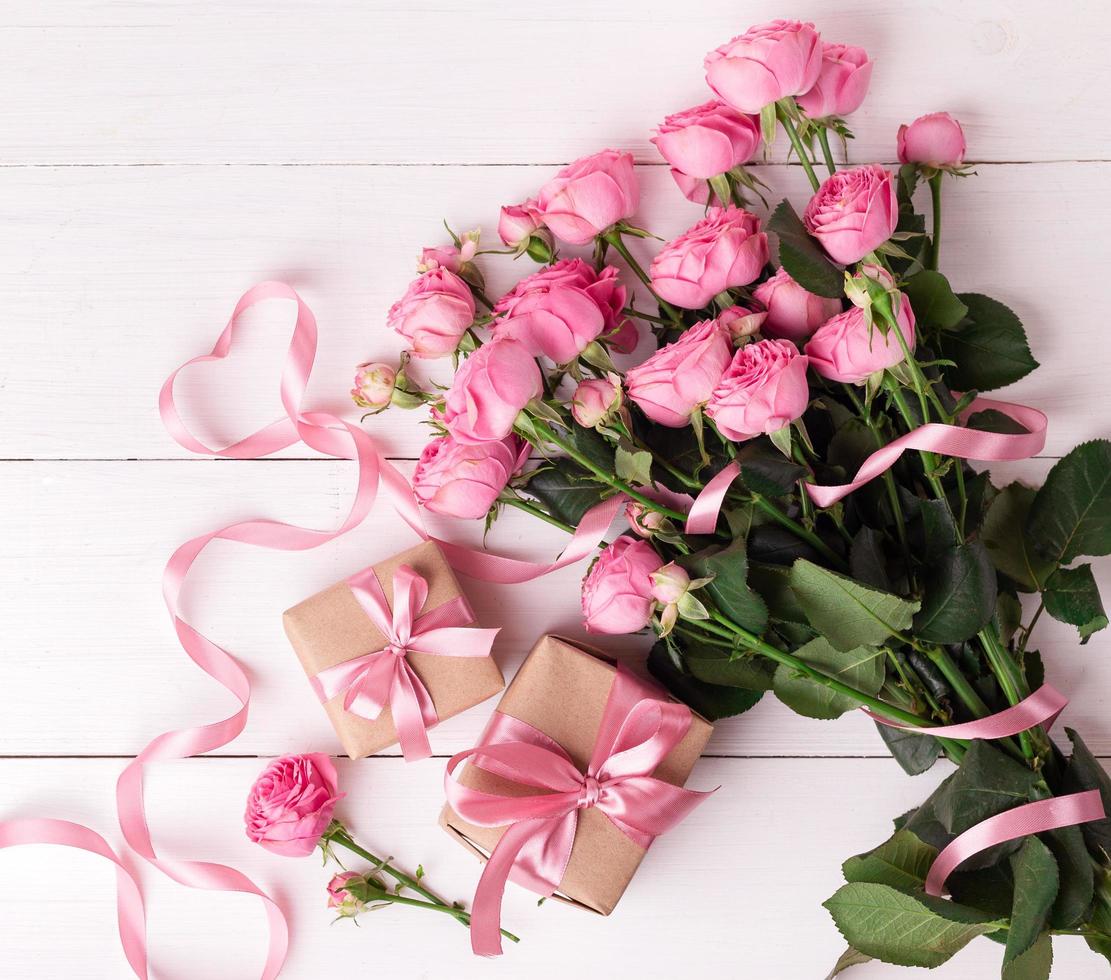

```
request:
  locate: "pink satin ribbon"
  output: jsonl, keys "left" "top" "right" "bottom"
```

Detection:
{"left": 445, "top": 666, "right": 712, "bottom": 956}
{"left": 310, "top": 565, "right": 499, "bottom": 761}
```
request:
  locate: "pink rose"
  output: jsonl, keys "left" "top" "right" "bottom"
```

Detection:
{"left": 706, "top": 339, "right": 810, "bottom": 441}
{"left": 581, "top": 536, "right": 664, "bottom": 634}
{"left": 535, "top": 149, "right": 639, "bottom": 245}
{"left": 571, "top": 376, "right": 622, "bottom": 428}
{"left": 494, "top": 259, "right": 634, "bottom": 359}
{"left": 244, "top": 753, "right": 343, "bottom": 857}
{"left": 803, "top": 165, "right": 898, "bottom": 265}
{"left": 442, "top": 339, "right": 542, "bottom": 444}
{"left": 350, "top": 362, "right": 396, "bottom": 410}
{"left": 796, "top": 43, "right": 873, "bottom": 118}
{"left": 498, "top": 200, "right": 542, "bottom": 248}
{"left": 804, "top": 295, "right": 917, "bottom": 383}
{"left": 626, "top": 501, "right": 667, "bottom": 538}
{"left": 417, "top": 240, "right": 475, "bottom": 275}
{"left": 625, "top": 316, "right": 732, "bottom": 427}
{"left": 705, "top": 20, "right": 823, "bottom": 114}
{"left": 717, "top": 304, "right": 767, "bottom": 342}
{"left": 413, "top": 433, "right": 528, "bottom": 520}
{"left": 387, "top": 268, "right": 476, "bottom": 358}
{"left": 897, "top": 112, "right": 966, "bottom": 168}
{"left": 649, "top": 206, "right": 769, "bottom": 309}
{"left": 753, "top": 267, "right": 842, "bottom": 342}
{"left": 327, "top": 872, "right": 366, "bottom": 917}
{"left": 651, "top": 100, "right": 760, "bottom": 179}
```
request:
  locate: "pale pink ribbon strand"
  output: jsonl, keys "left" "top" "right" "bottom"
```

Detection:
{"left": 445, "top": 666, "right": 713, "bottom": 956}
{"left": 310, "top": 565, "right": 499, "bottom": 761}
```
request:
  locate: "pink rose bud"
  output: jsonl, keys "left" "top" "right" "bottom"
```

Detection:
{"left": 413, "top": 433, "right": 528, "bottom": 520}
{"left": 705, "top": 20, "right": 824, "bottom": 114}
{"left": 442, "top": 338, "right": 543, "bottom": 445}
{"left": 626, "top": 501, "right": 666, "bottom": 538}
{"left": 417, "top": 244, "right": 462, "bottom": 274}
{"left": 651, "top": 100, "right": 761, "bottom": 179}
{"left": 706, "top": 339, "right": 811, "bottom": 442}
{"left": 498, "top": 200, "right": 542, "bottom": 248}
{"left": 897, "top": 112, "right": 967, "bottom": 168}
{"left": 718, "top": 304, "right": 768, "bottom": 342}
{"left": 804, "top": 296, "right": 917, "bottom": 384}
{"left": 245, "top": 754, "right": 343, "bottom": 857}
{"left": 536, "top": 149, "right": 639, "bottom": 245}
{"left": 796, "top": 43, "right": 873, "bottom": 118}
{"left": 493, "top": 259, "right": 634, "bottom": 360}
{"left": 753, "top": 267, "right": 842, "bottom": 342}
{"left": 625, "top": 315, "right": 733, "bottom": 427}
{"left": 649, "top": 206, "right": 769, "bottom": 309}
{"left": 803, "top": 165, "right": 899, "bottom": 265}
{"left": 387, "top": 268, "right": 476, "bottom": 358}
{"left": 350, "top": 361, "right": 396, "bottom": 409}
{"left": 327, "top": 872, "right": 367, "bottom": 917}
{"left": 844, "top": 263, "right": 898, "bottom": 311}
{"left": 581, "top": 536, "right": 664, "bottom": 634}
{"left": 650, "top": 562, "right": 690, "bottom": 605}
{"left": 571, "top": 376, "right": 622, "bottom": 429}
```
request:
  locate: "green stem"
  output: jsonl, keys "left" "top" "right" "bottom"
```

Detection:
{"left": 751, "top": 492, "right": 848, "bottom": 571}
{"left": 472, "top": 287, "right": 497, "bottom": 313}
{"left": 776, "top": 105, "right": 821, "bottom": 192}
{"left": 503, "top": 496, "right": 575, "bottom": 534}
{"left": 1017, "top": 600, "right": 1045, "bottom": 659}
{"left": 603, "top": 231, "right": 683, "bottom": 325}
{"left": 622, "top": 306, "right": 670, "bottom": 327}
{"left": 928, "top": 173, "right": 943, "bottom": 272}
{"left": 978, "top": 626, "right": 1049, "bottom": 765}
{"left": 817, "top": 126, "right": 837, "bottom": 176}
{"left": 883, "top": 375, "right": 954, "bottom": 521}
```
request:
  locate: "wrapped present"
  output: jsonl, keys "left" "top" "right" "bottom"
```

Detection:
{"left": 442, "top": 634, "right": 713, "bottom": 954}
{"left": 283, "top": 540, "right": 504, "bottom": 761}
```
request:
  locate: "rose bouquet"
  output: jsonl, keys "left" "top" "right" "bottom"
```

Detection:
{"left": 362, "top": 18, "right": 1111, "bottom": 977}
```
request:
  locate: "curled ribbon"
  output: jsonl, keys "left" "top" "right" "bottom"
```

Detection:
{"left": 310, "top": 565, "right": 499, "bottom": 761}
{"left": 445, "top": 666, "right": 712, "bottom": 956}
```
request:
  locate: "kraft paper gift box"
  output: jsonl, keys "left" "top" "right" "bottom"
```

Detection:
{"left": 441, "top": 634, "right": 713, "bottom": 915}
{"left": 283, "top": 540, "right": 504, "bottom": 759}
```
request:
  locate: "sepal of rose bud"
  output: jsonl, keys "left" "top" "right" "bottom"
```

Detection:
{"left": 350, "top": 362, "right": 397, "bottom": 411}
{"left": 844, "top": 263, "right": 898, "bottom": 329}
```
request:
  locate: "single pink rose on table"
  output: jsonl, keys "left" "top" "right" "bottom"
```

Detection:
{"left": 535, "top": 149, "right": 639, "bottom": 245}
{"left": 649, "top": 206, "right": 769, "bottom": 309}
{"left": 753, "top": 267, "right": 842, "bottom": 342}
{"left": 387, "top": 267, "right": 476, "bottom": 358}
{"left": 245, "top": 753, "right": 343, "bottom": 857}
{"left": 442, "top": 338, "right": 542, "bottom": 444}
{"left": 412, "top": 433, "right": 528, "bottom": 520}
{"left": 705, "top": 20, "right": 824, "bottom": 114}
{"left": 706, "top": 339, "right": 810, "bottom": 442}
{"left": 804, "top": 294, "right": 917, "bottom": 383}
{"left": 350, "top": 362, "right": 396, "bottom": 410}
{"left": 652, "top": 100, "right": 760, "bottom": 180}
{"left": 796, "top": 43, "right": 873, "bottom": 118}
{"left": 897, "top": 112, "right": 967, "bottom": 168}
{"left": 803, "top": 165, "right": 899, "bottom": 265}
{"left": 625, "top": 315, "right": 733, "bottom": 427}
{"left": 497, "top": 199, "right": 542, "bottom": 248}
{"left": 581, "top": 536, "right": 664, "bottom": 634}
{"left": 571, "top": 375, "right": 622, "bottom": 428}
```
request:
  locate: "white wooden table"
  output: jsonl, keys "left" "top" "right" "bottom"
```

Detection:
{"left": 1, "top": 3, "right": 1108, "bottom": 977}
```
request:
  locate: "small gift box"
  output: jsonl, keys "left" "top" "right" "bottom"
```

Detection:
{"left": 441, "top": 635, "right": 713, "bottom": 954}
{"left": 283, "top": 540, "right": 504, "bottom": 761}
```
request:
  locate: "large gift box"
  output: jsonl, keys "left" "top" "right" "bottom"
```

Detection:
{"left": 441, "top": 635, "right": 713, "bottom": 929}
{"left": 283, "top": 540, "right": 504, "bottom": 760}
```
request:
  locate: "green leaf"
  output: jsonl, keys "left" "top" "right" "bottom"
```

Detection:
{"left": 1004, "top": 837, "right": 1058, "bottom": 975}
{"left": 748, "top": 562, "right": 808, "bottom": 623}
{"left": 913, "top": 541, "right": 998, "bottom": 644}
{"left": 916, "top": 498, "right": 958, "bottom": 565}
{"left": 683, "top": 537, "right": 768, "bottom": 633}
{"left": 938, "top": 293, "right": 1038, "bottom": 391}
{"left": 789, "top": 559, "right": 920, "bottom": 651}
{"left": 1042, "top": 823, "right": 1094, "bottom": 929}
{"left": 737, "top": 441, "right": 806, "bottom": 497}
{"left": 614, "top": 446, "right": 652, "bottom": 487}
{"left": 1062, "top": 728, "right": 1111, "bottom": 858}
{"left": 823, "top": 883, "right": 1004, "bottom": 968}
{"left": 967, "top": 409, "right": 1031, "bottom": 435}
{"left": 525, "top": 462, "right": 605, "bottom": 525}
{"left": 571, "top": 421, "right": 616, "bottom": 472}
{"left": 647, "top": 641, "right": 763, "bottom": 720}
{"left": 876, "top": 722, "right": 941, "bottom": 776}
{"left": 823, "top": 946, "right": 872, "bottom": 979}
{"left": 849, "top": 527, "right": 891, "bottom": 592}
{"left": 1043, "top": 564, "right": 1108, "bottom": 643}
{"left": 1004, "top": 934, "right": 1053, "bottom": 980}
{"left": 982, "top": 483, "right": 1055, "bottom": 591}
{"left": 842, "top": 829, "right": 938, "bottom": 891}
{"left": 901, "top": 270, "right": 968, "bottom": 331}
{"left": 686, "top": 647, "right": 776, "bottom": 690}
{"left": 1028, "top": 440, "right": 1111, "bottom": 563}
{"left": 767, "top": 199, "right": 844, "bottom": 298}
{"left": 773, "top": 637, "right": 885, "bottom": 719}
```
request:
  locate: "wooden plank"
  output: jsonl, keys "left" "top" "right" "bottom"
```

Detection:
{"left": 1, "top": 458, "right": 1106, "bottom": 757}
{"left": 0, "top": 162, "right": 1106, "bottom": 460}
{"left": 1, "top": 1, "right": 1107, "bottom": 164}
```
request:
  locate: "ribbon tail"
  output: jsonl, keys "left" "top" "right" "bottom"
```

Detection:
{"left": 391, "top": 662, "right": 435, "bottom": 762}
{"left": 470, "top": 819, "right": 551, "bottom": 957}
{"left": 684, "top": 461, "right": 740, "bottom": 536}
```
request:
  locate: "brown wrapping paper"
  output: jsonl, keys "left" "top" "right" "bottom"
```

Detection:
{"left": 283, "top": 540, "right": 504, "bottom": 759}
{"left": 441, "top": 635, "right": 713, "bottom": 915}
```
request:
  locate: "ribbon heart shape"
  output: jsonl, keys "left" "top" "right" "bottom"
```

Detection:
{"left": 445, "top": 667, "right": 712, "bottom": 957}
{"left": 310, "top": 565, "right": 499, "bottom": 761}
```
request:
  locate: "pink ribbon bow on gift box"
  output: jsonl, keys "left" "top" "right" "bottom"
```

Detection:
{"left": 310, "top": 564, "right": 499, "bottom": 761}
{"left": 445, "top": 666, "right": 713, "bottom": 956}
